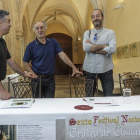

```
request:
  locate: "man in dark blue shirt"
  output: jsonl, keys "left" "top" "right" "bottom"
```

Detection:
{"left": 23, "top": 21, "right": 82, "bottom": 98}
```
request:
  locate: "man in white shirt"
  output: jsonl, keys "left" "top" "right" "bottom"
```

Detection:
{"left": 83, "top": 9, "right": 116, "bottom": 96}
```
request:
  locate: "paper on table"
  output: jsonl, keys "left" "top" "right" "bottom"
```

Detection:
{"left": 94, "top": 98, "right": 112, "bottom": 104}
{"left": 83, "top": 98, "right": 120, "bottom": 106}
{"left": 1, "top": 99, "right": 35, "bottom": 109}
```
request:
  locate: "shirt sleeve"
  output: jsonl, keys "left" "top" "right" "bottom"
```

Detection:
{"left": 3, "top": 40, "right": 11, "bottom": 59}
{"left": 53, "top": 39, "right": 63, "bottom": 54}
{"left": 83, "top": 30, "right": 92, "bottom": 52}
{"left": 103, "top": 30, "right": 116, "bottom": 55}
{"left": 23, "top": 43, "right": 33, "bottom": 63}
{"left": 7, "top": 49, "right": 11, "bottom": 59}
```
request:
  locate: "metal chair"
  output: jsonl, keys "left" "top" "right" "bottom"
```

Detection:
{"left": 119, "top": 72, "right": 140, "bottom": 95}
{"left": 69, "top": 74, "right": 95, "bottom": 98}
{"left": 8, "top": 76, "right": 41, "bottom": 98}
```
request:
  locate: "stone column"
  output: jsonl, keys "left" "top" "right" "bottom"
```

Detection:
{"left": 14, "top": 28, "right": 23, "bottom": 67}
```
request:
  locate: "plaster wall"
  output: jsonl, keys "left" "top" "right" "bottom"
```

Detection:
{"left": 105, "top": 0, "right": 140, "bottom": 75}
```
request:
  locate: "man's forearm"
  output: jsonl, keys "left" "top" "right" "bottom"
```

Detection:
{"left": 7, "top": 58, "right": 25, "bottom": 76}
{"left": 89, "top": 44, "right": 107, "bottom": 52}
{"left": 24, "top": 62, "right": 36, "bottom": 74}
{"left": 0, "top": 82, "right": 5, "bottom": 92}
{"left": 58, "top": 52, "right": 82, "bottom": 76}
{"left": 94, "top": 50, "right": 108, "bottom": 54}
{"left": 0, "top": 81, "right": 10, "bottom": 100}
{"left": 58, "top": 52, "right": 76, "bottom": 69}
{"left": 7, "top": 58, "right": 34, "bottom": 79}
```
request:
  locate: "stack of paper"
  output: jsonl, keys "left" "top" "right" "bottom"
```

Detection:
{"left": 1, "top": 99, "right": 35, "bottom": 109}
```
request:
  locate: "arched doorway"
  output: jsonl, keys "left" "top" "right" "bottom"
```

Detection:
{"left": 46, "top": 33, "right": 72, "bottom": 75}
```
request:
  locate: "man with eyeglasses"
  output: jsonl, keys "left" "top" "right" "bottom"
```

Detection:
{"left": 83, "top": 9, "right": 116, "bottom": 96}
{"left": 23, "top": 21, "right": 82, "bottom": 98}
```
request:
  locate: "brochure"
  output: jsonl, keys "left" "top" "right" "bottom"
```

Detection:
{"left": 1, "top": 99, "right": 35, "bottom": 109}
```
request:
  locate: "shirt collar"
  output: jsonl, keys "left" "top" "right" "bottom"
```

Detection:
{"left": 93, "top": 27, "right": 104, "bottom": 33}
{"left": 35, "top": 37, "right": 49, "bottom": 45}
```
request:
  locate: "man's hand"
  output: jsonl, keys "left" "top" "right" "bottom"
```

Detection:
{"left": 94, "top": 45, "right": 108, "bottom": 54}
{"left": 0, "top": 89, "right": 10, "bottom": 100}
{"left": 72, "top": 68, "right": 83, "bottom": 77}
{"left": 86, "top": 40, "right": 92, "bottom": 44}
{"left": 23, "top": 72, "right": 37, "bottom": 79}
{"left": 103, "top": 45, "right": 108, "bottom": 48}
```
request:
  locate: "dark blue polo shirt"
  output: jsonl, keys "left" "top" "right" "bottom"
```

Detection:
{"left": 23, "top": 38, "right": 63, "bottom": 75}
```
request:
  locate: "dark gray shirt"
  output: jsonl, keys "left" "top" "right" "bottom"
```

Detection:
{"left": 0, "top": 38, "right": 11, "bottom": 80}
{"left": 83, "top": 27, "right": 116, "bottom": 73}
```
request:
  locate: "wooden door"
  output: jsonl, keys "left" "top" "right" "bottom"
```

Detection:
{"left": 46, "top": 33, "right": 72, "bottom": 75}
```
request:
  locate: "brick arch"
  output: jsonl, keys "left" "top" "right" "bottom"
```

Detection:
{"left": 33, "top": 5, "right": 83, "bottom": 35}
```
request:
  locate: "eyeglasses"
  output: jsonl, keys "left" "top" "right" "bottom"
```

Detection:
{"left": 94, "top": 33, "right": 97, "bottom": 41}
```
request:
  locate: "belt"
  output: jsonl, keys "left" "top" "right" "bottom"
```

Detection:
{"left": 37, "top": 74, "right": 53, "bottom": 78}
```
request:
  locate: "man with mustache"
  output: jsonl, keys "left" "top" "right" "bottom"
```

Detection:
{"left": 23, "top": 21, "right": 82, "bottom": 98}
{"left": 83, "top": 9, "right": 116, "bottom": 96}
{"left": 0, "top": 10, "right": 33, "bottom": 100}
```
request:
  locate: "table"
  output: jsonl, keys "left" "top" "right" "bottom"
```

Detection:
{"left": 0, "top": 96, "right": 140, "bottom": 140}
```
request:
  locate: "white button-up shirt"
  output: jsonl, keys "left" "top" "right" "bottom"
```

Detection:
{"left": 83, "top": 27, "right": 116, "bottom": 73}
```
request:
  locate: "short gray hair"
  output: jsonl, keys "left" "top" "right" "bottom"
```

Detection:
{"left": 33, "top": 21, "right": 47, "bottom": 31}
{"left": 0, "top": 9, "right": 9, "bottom": 22}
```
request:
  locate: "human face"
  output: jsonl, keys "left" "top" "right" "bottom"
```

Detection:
{"left": 34, "top": 22, "right": 46, "bottom": 39}
{"left": 0, "top": 15, "right": 11, "bottom": 36}
{"left": 91, "top": 10, "right": 103, "bottom": 29}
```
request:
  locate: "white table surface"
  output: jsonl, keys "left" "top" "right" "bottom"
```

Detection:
{"left": 0, "top": 96, "right": 140, "bottom": 140}
{"left": 0, "top": 96, "right": 140, "bottom": 115}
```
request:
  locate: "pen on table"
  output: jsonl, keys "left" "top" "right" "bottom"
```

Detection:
{"left": 33, "top": 100, "right": 35, "bottom": 103}
{"left": 94, "top": 103, "right": 111, "bottom": 104}
{"left": 83, "top": 99, "right": 86, "bottom": 101}
{"left": 109, "top": 105, "right": 119, "bottom": 106}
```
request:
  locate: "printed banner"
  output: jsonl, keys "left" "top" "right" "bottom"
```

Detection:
{"left": 66, "top": 112, "right": 140, "bottom": 140}
{"left": 0, "top": 115, "right": 56, "bottom": 140}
